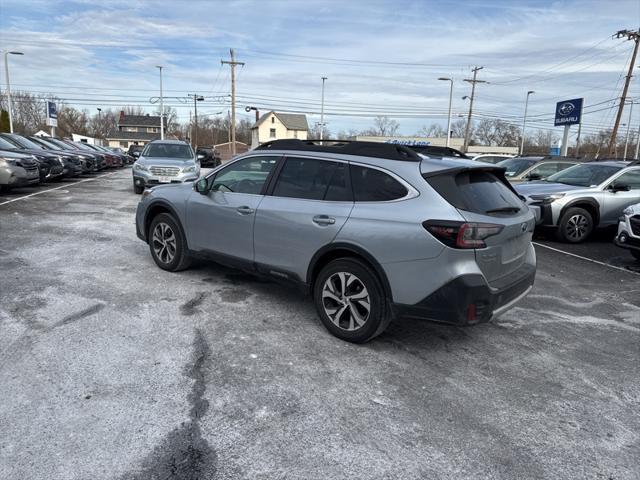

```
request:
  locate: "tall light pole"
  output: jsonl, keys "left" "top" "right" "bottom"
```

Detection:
{"left": 188, "top": 94, "right": 204, "bottom": 148}
{"left": 96, "top": 108, "right": 102, "bottom": 143}
{"left": 156, "top": 66, "right": 164, "bottom": 140}
{"left": 520, "top": 90, "right": 535, "bottom": 155}
{"left": 624, "top": 99, "right": 634, "bottom": 159}
{"left": 438, "top": 77, "right": 453, "bottom": 147}
{"left": 320, "top": 76, "right": 327, "bottom": 141}
{"left": 4, "top": 50, "right": 24, "bottom": 133}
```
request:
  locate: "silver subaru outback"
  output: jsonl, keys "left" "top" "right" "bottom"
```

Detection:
{"left": 132, "top": 139, "right": 200, "bottom": 194}
{"left": 135, "top": 140, "right": 536, "bottom": 342}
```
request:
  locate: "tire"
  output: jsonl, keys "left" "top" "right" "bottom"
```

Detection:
{"left": 134, "top": 183, "right": 144, "bottom": 194}
{"left": 631, "top": 250, "right": 640, "bottom": 262}
{"left": 556, "top": 207, "right": 594, "bottom": 243}
{"left": 148, "top": 213, "right": 191, "bottom": 272}
{"left": 313, "top": 258, "right": 391, "bottom": 343}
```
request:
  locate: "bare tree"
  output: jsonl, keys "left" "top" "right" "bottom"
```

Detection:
{"left": 450, "top": 119, "right": 468, "bottom": 139}
{"left": 362, "top": 116, "right": 400, "bottom": 136}
{"left": 474, "top": 119, "right": 521, "bottom": 147}
{"left": 308, "top": 122, "right": 331, "bottom": 139}
{"left": 417, "top": 123, "right": 446, "bottom": 137}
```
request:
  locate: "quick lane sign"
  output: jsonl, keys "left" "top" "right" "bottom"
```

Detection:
{"left": 554, "top": 98, "right": 583, "bottom": 126}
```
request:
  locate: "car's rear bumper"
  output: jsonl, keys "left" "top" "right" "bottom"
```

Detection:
{"left": 392, "top": 263, "right": 536, "bottom": 325}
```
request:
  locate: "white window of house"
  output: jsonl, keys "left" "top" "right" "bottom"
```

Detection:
{"left": 147, "top": 127, "right": 157, "bottom": 133}
{"left": 126, "top": 127, "right": 138, "bottom": 132}
{"left": 270, "top": 128, "right": 276, "bottom": 138}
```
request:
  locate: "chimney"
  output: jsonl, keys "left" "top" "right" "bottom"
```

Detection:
{"left": 255, "top": 110, "right": 260, "bottom": 122}
{"left": 119, "top": 110, "right": 125, "bottom": 122}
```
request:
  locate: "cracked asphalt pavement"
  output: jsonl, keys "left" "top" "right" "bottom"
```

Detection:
{"left": 1, "top": 169, "right": 639, "bottom": 479}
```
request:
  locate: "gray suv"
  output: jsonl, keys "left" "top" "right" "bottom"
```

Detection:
{"left": 132, "top": 139, "right": 200, "bottom": 194}
{"left": 516, "top": 160, "right": 640, "bottom": 243}
{"left": 135, "top": 140, "right": 536, "bottom": 342}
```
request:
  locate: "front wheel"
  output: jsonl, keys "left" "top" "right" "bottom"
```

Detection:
{"left": 556, "top": 207, "right": 594, "bottom": 243}
{"left": 148, "top": 213, "right": 191, "bottom": 272}
{"left": 313, "top": 258, "right": 390, "bottom": 343}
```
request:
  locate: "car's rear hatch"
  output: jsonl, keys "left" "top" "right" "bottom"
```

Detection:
{"left": 422, "top": 162, "right": 535, "bottom": 284}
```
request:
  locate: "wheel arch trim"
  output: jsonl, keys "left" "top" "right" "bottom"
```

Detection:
{"left": 559, "top": 197, "right": 600, "bottom": 226}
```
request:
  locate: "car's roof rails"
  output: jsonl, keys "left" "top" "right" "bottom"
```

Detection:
{"left": 255, "top": 139, "right": 422, "bottom": 162}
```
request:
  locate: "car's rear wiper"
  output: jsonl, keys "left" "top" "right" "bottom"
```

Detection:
{"left": 485, "top": 206, "right": 521, "bottom": 214}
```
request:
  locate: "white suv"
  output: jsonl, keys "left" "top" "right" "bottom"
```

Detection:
{"left": 615, "top": 203, "right": 640, "bottom": 261}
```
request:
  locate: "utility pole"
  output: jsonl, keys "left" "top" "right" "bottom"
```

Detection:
{"left": 221, "top": 49, "right": 244, "bottom": 156}
{"left": 575, "top": 121, "right": 583, "bottom": 156}
{"left": 156, "top": 66, "right": 164, "bottom": 140}
{"left": 520, "top": 90, "right": 535, "bottom": 155}
{"left": 320, "top": 76, "right": 327, "bottom": 141}
{"left": 188, "top": 94, "right": 204, "bottom": 148}
{"left": 624, "top": 99, "right": 634, "bottom": 158}
{"left": 4, "top": 50, "right": 24, "bottom": 133}
{"left": 462, "top": 66, "right": 487, "bottom": 153}
{"left": 608, "top": 29, "right": 640, "bottom": 156}
{"left": 96, "top": 108, "right": 102, "bottom": 144}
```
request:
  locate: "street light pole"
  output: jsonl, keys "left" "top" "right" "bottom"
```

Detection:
{"left": 188, "top": 94, "right": 204, "bottom": 148}
{"left": 438, "top": 77, "right": 453, "bottom": 147}
{"left": 320, "top": 76, "right": 327, "bottom": 141}
{"left": 96, "top": 108, "right": 102, "bottom": 144}
{"left": 156, "top": 66, "right": 164, "bottom": 140}
{"left": 4, "top": 50, "right": 24, "bottom": 133}
{"left": 623, "top": 99, "right": 634, "bottom": 159}
{"left": 520, "top": 90, "right": 535, "bottom": 155}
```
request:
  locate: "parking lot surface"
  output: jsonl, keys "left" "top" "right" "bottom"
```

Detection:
{"left": 1, "top": 169, "right": 639, "bottom": 479}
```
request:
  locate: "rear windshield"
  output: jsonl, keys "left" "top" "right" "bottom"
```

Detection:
{"left": 497, "top": 158, "right": 539, "bottom": 177}
{"left": 426, "top": 170, "right": 524, "bottom": 215}
{"left": 142, "top": 143, "right": 193, "bottom": 159}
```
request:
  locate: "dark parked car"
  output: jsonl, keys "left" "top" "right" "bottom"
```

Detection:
{"left": 0, "top": 134, "right": 64, "bottom": 182}
{"left": 28, "top": 136, "right": 84, "bottom": 177}
{"left": 196, "top": 146, "right": 222, "bottom": 167}
{"left": 128, "top": 144, "right": 144, "bottom": 158}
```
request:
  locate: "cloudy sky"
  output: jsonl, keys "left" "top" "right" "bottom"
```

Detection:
{"left": 1, "top": 0, "right": 639, "bottom": 142}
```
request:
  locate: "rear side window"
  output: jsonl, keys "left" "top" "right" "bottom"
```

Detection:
{"left": 350, "top": 165, "right": 408, "bottom": 201}
{"left": 273, "top": 157, "right": 352, "bottom": 201}
{"left": 427, "top": 170, "right": 523, "bottom": 214}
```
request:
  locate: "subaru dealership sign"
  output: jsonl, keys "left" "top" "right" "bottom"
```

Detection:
{"left": 554, "top": 98, "right": 583, "bottom": 126}
{"left": 385, "top": 139, "right": 431, "bottom": 146}
{"left": 46, "top": 101, "right": 58, "bottom": 127}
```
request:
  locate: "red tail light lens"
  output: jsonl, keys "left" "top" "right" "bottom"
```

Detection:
{"left": 423, "top": 220, "right": 504, "bottom": 249}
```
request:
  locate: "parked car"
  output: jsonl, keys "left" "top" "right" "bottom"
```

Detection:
{"left": 2, "top": 133, "right": 79, "bottom": 180}
{"left": 196, "top": 146, "right": 222, "bottom": 167}
{"left": 498, "top": 156, "right": 580, "bottom": 183}
{"left": 471, "top": 154, "right": 515, "bottom": 164}
{"left": 516, "top": 160, "right": 640, "bottom": 243}
{"left": 88, "top": 144, "right": 125, "bottom": 167}
{"left": 135, "top": 139, "right": 536, "bottom": 343}
{"left": 128, "top": 144, "right": 144, "bottom": 158}
{"left": 59, "top": 140, "right": 108, "bottom": 170}
{"left": 0, "top": 134, "right": 64, "bottom": 183}
{"left": 132, "top": 140, "right": 200, "bottom": 194}
{"left": 28, "top": 136, "right": 84, "bottom": 177}
{"left": 0, "top": 149, "right": 41, "bottom": 191}
{"left": 107, "top": 147, "right": 134, "bottom": 164}
{"left": 614, "top": 203, "right": 640, "bottom": 262}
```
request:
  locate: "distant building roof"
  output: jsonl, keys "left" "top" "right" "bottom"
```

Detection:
{"left": 106, "top": 130, "right": 160, "bottom": 141}
{"left": 118, "top": 114, "right": 161, "bottom": 127}
{"left": 252, "top": 111, "right": 308, "bottom": 131}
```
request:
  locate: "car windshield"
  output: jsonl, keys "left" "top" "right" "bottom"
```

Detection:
{"left": 47, "top": 138, "right": 73, "bottom": 149}
{"left": 32, "top": 137, "right": 62, "bottom": 150}
{"left": 142, "top": 143, "right": 193, "bottom": 159}
{"left": 0, "top": 137, "right": 17, "bottom": 149}
{"left": 546, "top": 163, "right": 623, "bottom": 187}
{"left": 497, "top": 158, "right": 539, "bottom": 177}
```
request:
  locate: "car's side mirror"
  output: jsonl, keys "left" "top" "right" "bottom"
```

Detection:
{"left": 526, "top": 173, "right": 542, "bottom": 181}
{"left": 195, "top": 177, "right": 209, "bottom": 194}
{"left": 132, "top": 151, "right": 140, "bottom": 158}
{"left": 611, "top": 184, "right": 630, "bottom": 193}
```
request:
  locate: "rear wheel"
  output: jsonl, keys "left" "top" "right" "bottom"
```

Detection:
{"left": 557, "top": 207, "right": 593, "bottom": 243}
{"left": 313, "top": 258, "right": 390, "bottom": 343}
{"left": 148, "top": 213, "right": 191, "bottom": 271}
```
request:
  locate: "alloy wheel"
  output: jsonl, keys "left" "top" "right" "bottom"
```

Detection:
{"left": 321, "top": 272, "right": 371, "bottom": 331}
{"left": 152, "top": 222, "right": 177, "bottom": 264}
{"left": 565, "top": 214, "right": 589, "bottom": 241}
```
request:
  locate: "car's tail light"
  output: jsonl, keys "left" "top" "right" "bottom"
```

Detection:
{"left": 423, "top": 220, "right": 504, "bottom": 249}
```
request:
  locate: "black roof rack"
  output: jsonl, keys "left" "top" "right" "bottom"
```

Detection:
{"left": 404, "top": 144, "right": 470, "bottom": 159}
{"left": 255, "top": 139, "right": 422, "bottom": 162}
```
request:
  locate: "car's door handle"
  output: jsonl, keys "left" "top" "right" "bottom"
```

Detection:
{"left": 236, "top": 206, "right": 255, "bottom": 215}
{"left": 312, "top": 215, "right": 336, "bottom": 226}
